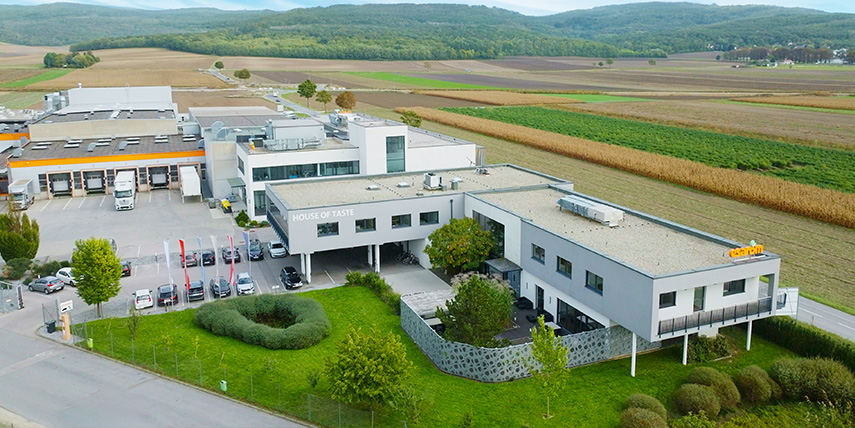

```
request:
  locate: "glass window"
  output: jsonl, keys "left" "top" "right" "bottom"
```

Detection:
{"left": 585, "top": 271, "right": 603, "bottom": 295}
{"left": 723, "top": 279, "right": 746, "bottom": 296}
{"left": 473, "top": 210, "right": 505, "bottom": 258}
{"left": 392, "top": 214, "right": 411, "bottom": 228}
{"left": 252, "top": 164, "right": 318, "bottom": 182}
{"left": 694, "top": 286, "right": 705, "bottom": 312}
{"left": 253, "top": 190, "right": 266, "bottom": 217}
{"left": 355, "top": 218, "right": 376, "bottom": 232}
{"left": 319, "top": 161, "right": 359, "bottom": 177}
{"left": 556, "top": 256, "right": 572, "bottom": 278}
{"left": 317, "top": 222, "right": 339, "bottom": 237}
{"left": 237, "top": 157, "right": 245, "bottom": 174}
{"left": 419, "top": 211, "right": 439, "bottom": 225}
{"left": 659, "top": 292, "right": 676, "bottom": 308}
{"left": 386, "top": 135, "right": 405, "bottom": 173}
{"left": 531, "top": 244, "right": 545, "bottom": 264}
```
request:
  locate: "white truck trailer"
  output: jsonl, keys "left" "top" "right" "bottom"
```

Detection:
{"left": 179, "top": 166, "right": 201, "bottom": 203}
{"left": 8, "top": 179, "right": 35, "bottom": 210}
{"left": 114, "top": 170, "right": 136, "bottom": 211}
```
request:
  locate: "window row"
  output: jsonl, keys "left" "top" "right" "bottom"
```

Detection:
{"left": 658, "top": 279, "right": 747, "bottom": 310}
{"left": 317, "top": 211, "right": 439, "bottom": 237}
{"left": 531, "top": 243, "right": 603, "bottom": 295}
{"left": 251, "top": 161, "right": 359, "bottom": 182}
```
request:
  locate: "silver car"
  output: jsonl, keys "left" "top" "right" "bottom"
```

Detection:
{"left": 29, "top": 276, "right": 65, "bottom": 294}
{"left": 235, "top": 272, "right": 255, "bottom": 295}
{"left": 267, "top": 239, "right": 287, "bottom": 258}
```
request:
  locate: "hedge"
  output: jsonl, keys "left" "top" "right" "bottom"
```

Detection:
{"left": 734, "top": 365, "right": 780, "bottom": 404}
{"left": 619, "top": 408, "right": 667, "bottom": 428}
{"left": 195, "top": 294, "right": 331, "bottom": 349}
{"left": 686, "top": 334, "right": 733, "bottom": 363}
{"left": 753, "top": 316, "right": 855, "bottom": 374}
{"left": 623, "top": 393, "right": 667, "bottom": 420}
{"left": 345, "top": 271, "right": 401, "bottom": 315}
{"left": 769, "top": 357, "right": 855, "bottom": 405}
{"left": 673, "top": 384, "right": 721, "bottom": 417}
{"left": 685, "top": 367, "right": 741, "bottom": 410}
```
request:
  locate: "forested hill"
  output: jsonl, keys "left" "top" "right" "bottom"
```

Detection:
{"left": 3, "top": 2, "right": 854, "bottom": 59}
{"left": 0, "top": 2, "right": 274, "bottom": 46}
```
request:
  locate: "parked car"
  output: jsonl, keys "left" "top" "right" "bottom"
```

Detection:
{"left": 221, "top": 247, "right": 241, "bottom": 264}
{"left": 133, "top": 289, "right": 154, "bottom": 310}
{"left": 235, "top": 272, "right": 254, "bottom": 295}
{"left": 181, "top": 253, "right": 198, "bottom": 268}
{"left": 55, "top": 267, "right": 75, "bottom": 286}
{"left": 209, "top": 276, "right": 231, "bottom": 298}
{"left": 247, "top": 239, "right": 264, "bottom": 261}
{"left": 28, "top": 276, "right": 64, "bottom": 294}
{"left": 280, "top": 266, "right": 303, "bottom": 290}
{"left": 157, "top": 284, "right": 178, "bottom": 306}
{"left": 187, "top": 280, "right": 205, "bottom": 301}
{"left": 121, "top": 260, "right": 132, "bottom": 277}
{"left": 200, "top": 250, "right": 216, "bottom": 266}
{"left": 268, "top": 239, "right": 287, "bottom": 258}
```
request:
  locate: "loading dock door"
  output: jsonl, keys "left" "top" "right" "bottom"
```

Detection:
{"left": 83, "top": 171, "right": 106, "bottom": 194}
{"left": 48, "top": 172, "right": 72, "bottom": 197}
{"left": 148, "top": 166, "right": 170, "bottom": 190}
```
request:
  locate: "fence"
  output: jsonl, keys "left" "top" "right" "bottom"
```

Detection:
{"left": 0, "top": 281, "right": 23, "bottom": 314}
{"left": 658, "top": 296, "right": 773, "bottom": 337}
{"left": 68, "top": 307, "right": 407, "bottom": 428}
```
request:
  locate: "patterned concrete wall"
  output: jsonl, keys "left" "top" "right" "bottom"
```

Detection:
{"left": 401, "top": 301, "right": 660, "bottom": 383}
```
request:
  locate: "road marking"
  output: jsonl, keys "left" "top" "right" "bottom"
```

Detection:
{"left": 134, "top": 265, "right": 139, "bottom": 276}
{"left": 801, "top": 309, "right": 823, "bottom": 318}
{"left": 40, "top": 199, "right": 51, "bottom": 211}
{"left": 137, "top": 245, "right": 141, "bottom": 257}
{"left": 149, "top": 192, "right": 152, "bottom": 203}
{"left": 100, "top": 195, "right": 106, "bottom": 207}
{"left": 168, "top": 191, "right": 171, "bottom": 201}
{"left": 63, "top": 198, "right": 73, "bottom": 210}
{"left": 77, "top": 197, "right": 86, "bottom": 209}
{"left": 838, "top": 323, "right": 855, "bottom": 331}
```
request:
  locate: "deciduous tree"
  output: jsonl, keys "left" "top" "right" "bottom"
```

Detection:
{"left": 315, "top": 90, "right": 332, "bottom": 111}
{"left": 424, "top": 217, "right": 492, "bottom": 274}
{"left": 400, "top": 110, "right": 422, "bottom": 127}
{"left": 335, "top": 91, "right": 357, "bottom": 110}
{"left": 0, "top": 211, "right": 39, "bottom": 261}
{"left": 297, "top": 79, "right": 317, "bottom": 106}
{"left": 527, "top": 315, "right": 569, "bottom": 418}
{"left": 233, "top": 68, "right": 251, "bottom": 81}
{"left": 435, "top": 273, "right": 513, "bottom": 348}
{"left": 326, "top": 327, "right": 412, "bottom": 411}
{"left": 72, "top": 238, "right": 122, "bottom": 318}
{"left": 214, "top": 60, "right": 224, "bottom": 69}
{"left": 606, "top": 57, "right": 614, "bottom": 68}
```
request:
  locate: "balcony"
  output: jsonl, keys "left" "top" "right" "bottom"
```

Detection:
{"left": 658, "top": 296, "right": 773, "bottom": 338}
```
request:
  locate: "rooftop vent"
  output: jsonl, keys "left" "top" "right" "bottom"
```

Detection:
{"left": 475, "top": 167, "right": 489, "bottom": 175}
{"left": 126, "top": 137, "right": 139, "bottom": 143}
{"left": 86, "top": 142, "right": 96, "bottom": 152}
{"left": 397, "top": 182, "right": 410, "bottom": 188}
{"left": 31, "top": 145, "right": 49, "bottom": 150}
{"left": 109, "top": 110, "right": 120, "bottom": 119}
{"left": 118, "top": 141, "right": 128, "bottom": 150}
{"left": 366, "top": 184, "right": 381, "bottom": 191}
{"left": 557, "top": 195, "right": 624, "bottom": 227}
{"left": 63, "top": 143, "right": 80, "bottom": 149}
{"left": 94, "top": 141, "right": 109, "bottom": 147}
{"left": 11, "top": 148, "right": 22, "bottom": 158}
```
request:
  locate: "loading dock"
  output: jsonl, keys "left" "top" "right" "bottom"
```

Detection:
{"left": 112, "top": 168, "right": 139, "bottom": 193}
{"left": 81, "top": 169, "right": 107, "bottom": 194}
{"left": 146, "top": 165, "right": 171, "bottom": 190}
{"left": 46, "top": 171, "right": 73, "bottom": 198}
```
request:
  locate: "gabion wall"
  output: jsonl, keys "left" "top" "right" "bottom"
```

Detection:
{"left": 401, "top": 300, "right": 660, "bottom": 383}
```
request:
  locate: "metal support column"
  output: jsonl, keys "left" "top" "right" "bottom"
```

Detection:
{"left": 631, "top": 332, "right": 637, "bottom": 377}
{"left": 682, "top": 334, "right": 689, "bottom": 365}
{"left": 746, "top": 319, "right": 753, "bottom": 351}
{"left": 374, "top": 244, "right": 381, "bottom": 273}
{"left": 306, "top": 253, "right": 312, "bottom": 283}
{"left": 367, "top": 245, "right": 373, "bottom": 266}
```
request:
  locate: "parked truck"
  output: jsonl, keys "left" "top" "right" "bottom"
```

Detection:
{"left": 114, "top": 171, "right": 136, "bottom": 211}
{"left": 179, "top": 166, "right": 201, "bottom": 203}
{"left": 8, "top": 179, "right": 35, "bottom": 210}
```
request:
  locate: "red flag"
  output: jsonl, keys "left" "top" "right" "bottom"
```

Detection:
{"left": 179, "top": 239, "right": 190, "bottom": 290}
{"left": 228, "top": 235, "right": 235, "bottom": 287}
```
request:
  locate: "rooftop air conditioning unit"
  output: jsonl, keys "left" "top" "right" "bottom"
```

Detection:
{"left": 557, "top": 195, "right": 624, "bottom": 227}
{"left": 475, "top": 167, "right": 488, "bottom": 175}
{"left": 423, "top": 172, "right": 441, "bottom": 190}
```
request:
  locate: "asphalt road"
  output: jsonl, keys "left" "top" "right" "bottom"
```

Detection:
{"left": 797, "top": 297, "right": 855, "bottom": 342}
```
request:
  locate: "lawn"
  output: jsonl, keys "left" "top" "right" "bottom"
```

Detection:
{"left": 81, "top": 286, "right": 794, "bottom": 427}
{"left": 344, "top": 72, "right": 502, "bottom": 89}
{"left": 540, "top": 94, "right": 654, "bottom": 103}
{"left": 0, "top": 69, "right": 73, "bottom": 88}
{"left": 0, "top": 91, "right": 45, "bottom": 109}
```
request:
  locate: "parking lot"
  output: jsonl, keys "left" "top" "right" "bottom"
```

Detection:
{"left": 8, "top": 188, "right": 447, "bottom": 319}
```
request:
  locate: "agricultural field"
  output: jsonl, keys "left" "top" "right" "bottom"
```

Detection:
{"left": 22, "top": 68, "right": 228, "bottom": 90}
{"left": 444, "top": 106, "right": 855, "bottom": 194}
{"left": 346, "top": 72, "right": 501, "bottom": 89}
{"left": 171, "top": 90, "right": 274, "bottom": 112}
{"left": 0, "top": 69, "right": 72, "bottom": 88}
{"left": 417, "top": 90, "right": 578, "bottom": 105}
{"left": 0, "top": 69, "right": 43, "bottom": 84}
{"left": 404, "top": 72, "right": 608, "bottom": 91}
{"left": 565, "top": 99, "right": 855, "bottom": 151}
{"left": 349, "top": 92, "right": 485, "bottom": 109}
{"left": 542, "top": 93, "right": 654, "bottom": 103}
{"left": 730, "top": 95, "right": 855, "bottom": 111}
{"left": 88, "top": 48, "right": 218, "bottom": 70}
{"left": 0, "top": 91, "right": 44, "bottom": 109}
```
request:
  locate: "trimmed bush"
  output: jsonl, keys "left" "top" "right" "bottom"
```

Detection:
{"left": 669, "top": 412, "right": 716, "bottom": 428}
{"left": 3, "top": 258, "right": 31, "bottom": 279}
{"left": 619, "top": 408, "right": 667, "bottom": 428}
{"left": 754, "top": 316, "right": 855, "bottom": 374}
{"left": 35, "top": 260, "right": 64, "bottom": 278}
{"left": 685, "top": 367, "right": 741, "bottom": 410}
{"left": 195, "top": 294, "right": 330, "bottom": 349}
{"left": 345, "top": 271, "right": 401, "bottom": 315}
{"left": 673, "top": 384, "right": 721, "bottom": 417}
{"left": 687, "top": 334, "right": 734, "bottom": 363}
{"left": 623, "top": 393, "right": 666, "bottom": 420}
{"left": 734, "top": 365, "right": 776, "bottom": 404}
{"left": 770, "top": 357, "right": 855, "bottom": 404}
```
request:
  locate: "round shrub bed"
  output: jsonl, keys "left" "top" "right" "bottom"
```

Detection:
{"left": 195, "top": 294, "right": 331, "bottom": 350}
{"left": 619, "top": 408, "right": 667, "bottom": 428}
{"left": 734, "top": 365, "right": 777, "bottom": 403}
{"left": 623, "top": 393, "right": 667, "bottom": 420}
{"left": 673, "top": 383, "right": 721, "bottom": 417}
{"left": 685, "top": 366, "right": 741, "bottom": 410}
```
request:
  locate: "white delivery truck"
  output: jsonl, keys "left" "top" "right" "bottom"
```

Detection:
{"left": 178, "top": 166, "right": 201, "bottom": 203}
{"left": 8, "top": 179, "right": 35, "bottom": 210}
{"left": 114, "top": 170, "right": 136, "bottom": 211}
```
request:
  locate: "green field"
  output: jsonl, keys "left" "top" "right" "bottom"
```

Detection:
{"left": 345, "top": 72, "right": 502, "bottom": 89}
{"left": 541, "top": 93, "right": 654, "bottom": 103}
{"left": 0, "top": 69, "right": 73, "bottom": 88}
{"left": 0, "top": 91, "right": 44, "bottom": 109}
{"left": 81, "top": 286, "right": 794, "bottom": 428}
{"left": 443, "top": 106, "right": 855, "bottom": 193}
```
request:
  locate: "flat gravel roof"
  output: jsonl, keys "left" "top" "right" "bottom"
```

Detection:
{"left": 478, "top": 188, "right": 734, "bottom": 276}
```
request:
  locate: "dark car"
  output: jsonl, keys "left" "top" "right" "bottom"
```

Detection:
{"left": 247, "top": 239, "right": 264, "bottom": 261}
{"left": 181, "top": 253, "right": 198, "bottom": 268}
{"left": 209, "top": 276, "right": 231, "bottom": 298}
{"left": 187, "top": 280, "right": 204, "bottom": 301}
{"left": 200, "top": 250, "right": 216, "bottom": 266}
{"left": 157, "top": 284, "right": 178, "bottom": 306}
{"left": 121, "top": 261, "right": 132, "bottom": 277}
{"left": 28, "top": 276, "right": 64, "bottom": 294}
{"left": 280, "top": 266, "right": 303, "bottom": 290}
{"left": 221, "top": 247, "right": 241, "bottom": 264}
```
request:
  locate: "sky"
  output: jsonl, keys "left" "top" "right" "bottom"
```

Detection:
{"left": 1, "top": 0, "right": 853, "bottom": 16}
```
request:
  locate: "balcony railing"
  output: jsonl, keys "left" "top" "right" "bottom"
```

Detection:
{"left": 658, "top": 296, "right": 773, "bottom": 337}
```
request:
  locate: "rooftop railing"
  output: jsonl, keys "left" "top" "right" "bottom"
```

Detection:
{"left": 658, "top": 296, "right": 773, "bottom": 337}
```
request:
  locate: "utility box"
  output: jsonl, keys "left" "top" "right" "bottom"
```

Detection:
{"left": 220, "top": 380, "right": 227, "bottom": 392}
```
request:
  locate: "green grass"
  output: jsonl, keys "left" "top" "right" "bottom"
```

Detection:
{"left": 541, "top": 93, "right": 654, "bottom": 103}
{"left": 81, "top": 286, "right": 794, "bottom": 427}
{"left": 722, "top": 100, "right": 855, "bottom": 115}
{"left": 0, "top": 69, "right": 73, "bottom": 88}
{"left": 0, "top": 91, "right": 45, "bottom": 109}
{"left": 443, "top": 106, "right": 855, "bottom": 193}
{"left": 344, "top": 72, "right": 502, "bottom": 89}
